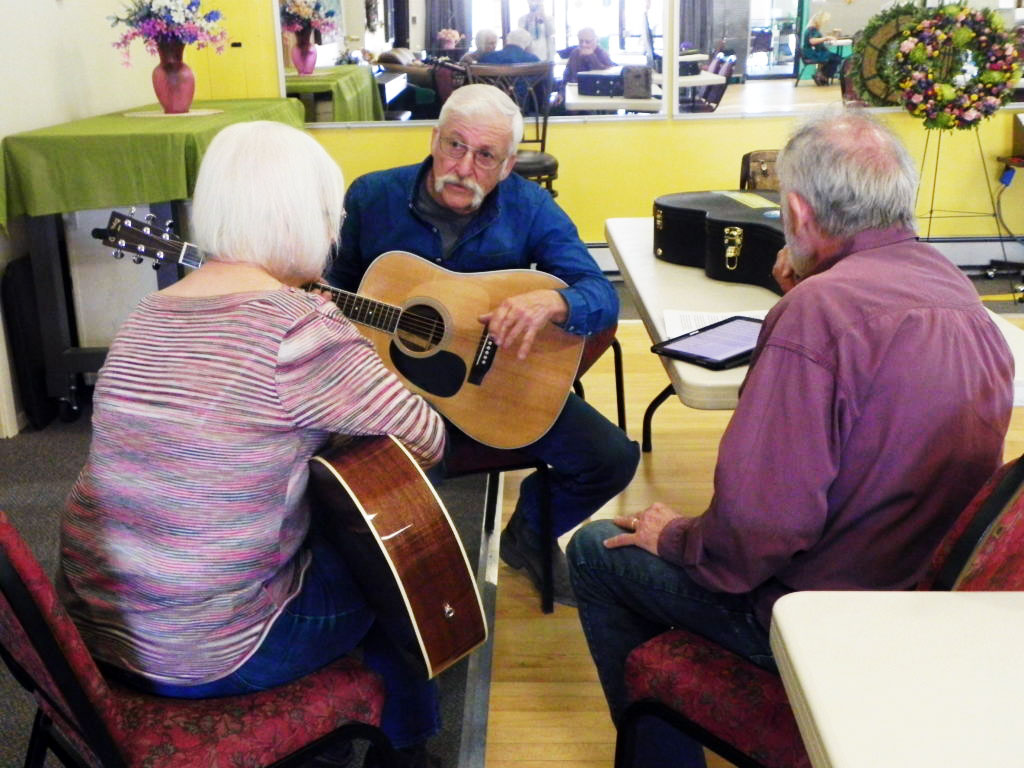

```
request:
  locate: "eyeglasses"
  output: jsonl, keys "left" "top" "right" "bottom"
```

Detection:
{"left": 437, "top": 135, "right": 506, "bottom": 171}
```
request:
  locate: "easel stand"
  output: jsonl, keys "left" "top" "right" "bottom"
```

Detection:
{"left": 918, "top": 126, "right": 1024, "bottom": 301}
{"left": 918, "top": 125, "right": 1014, "bottom": 257}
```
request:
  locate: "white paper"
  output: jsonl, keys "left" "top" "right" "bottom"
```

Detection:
{"left": 663, "top": 309, "right": 770, "bottom": 338}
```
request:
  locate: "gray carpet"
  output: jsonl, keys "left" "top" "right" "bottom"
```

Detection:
{"left": 0, "top": 399, "right": 491, "bottom": 767}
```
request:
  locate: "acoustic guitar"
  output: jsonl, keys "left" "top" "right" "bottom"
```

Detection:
{"left": 308, "top": 435, "right": 486, "bottom": 679}
{"left": 96, "top": 211, "right": 584, "bottom": 449}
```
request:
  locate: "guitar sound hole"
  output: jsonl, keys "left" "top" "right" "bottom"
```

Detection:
{"left": 396, "top": 304, "right": 444, "bottom": 353}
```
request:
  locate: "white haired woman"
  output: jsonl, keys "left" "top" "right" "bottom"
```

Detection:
{"left": 58, "top": 120, "right": 446, "bottom": 767}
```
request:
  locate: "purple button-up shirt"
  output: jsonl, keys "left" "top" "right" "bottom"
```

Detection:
{"left": 658, "top": 227, "right": 1015, "bottom": 628}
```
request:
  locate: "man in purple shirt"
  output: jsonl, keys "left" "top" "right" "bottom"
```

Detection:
{"left": 568, "top": 108, "right": 1014, "bottom": 764}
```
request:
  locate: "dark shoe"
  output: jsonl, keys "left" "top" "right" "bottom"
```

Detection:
{"left": 813, "top": 70, "right": 828, "bottom": 86}
{"left": 499, "top": 510, "right": 577, "bottom": 607}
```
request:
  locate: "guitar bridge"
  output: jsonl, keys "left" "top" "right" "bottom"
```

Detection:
{"left": 468, "top": 330, "right": 497, "bottom": 386}
{"left": 724, "top": 226, "right": 744, "bottom": 271}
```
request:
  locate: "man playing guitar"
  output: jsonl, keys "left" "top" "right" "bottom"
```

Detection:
{"left": 327, "top": 84, "right": 639, "bottom": 607}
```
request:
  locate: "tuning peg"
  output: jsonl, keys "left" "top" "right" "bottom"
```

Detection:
{"left": 165, "top": 219, "right": 174, "bottom": 230}
{"left": 111, "top": 249, "right": 125, "bottom": 260}
{"left": 129, "top": 206, "right": 137, "bottom": 216}
{"left": 132, "top": 255, "right": 144, "bottom": 264}
{"left": 152, "top": 262, "right": 161, "bottom": 270}
{"left": 154, "top": 250, "right": 165, "bottom": 261}
{"left": 145, "top": 213, "right": 157, "bottom": 223}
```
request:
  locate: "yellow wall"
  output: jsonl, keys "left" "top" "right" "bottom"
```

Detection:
{"left": 190, "top": 0, "right": 282, "bottom": 99}
{"left": 309, "top": 109, "right": 1024, "bottom": 243}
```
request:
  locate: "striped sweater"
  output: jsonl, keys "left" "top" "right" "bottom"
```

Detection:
{"left": 58, "top": 288, "right": 444, "bottom": 685}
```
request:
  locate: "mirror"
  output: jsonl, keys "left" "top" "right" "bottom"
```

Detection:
{"left": 276, "top": 0, "right": 897, "bottom": 125}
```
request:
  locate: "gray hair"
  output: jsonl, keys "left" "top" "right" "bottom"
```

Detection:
{"left": 192, "top": 121, "right": 344, "bottom": 284}
{"left": 475, "top": 28, "right": 498, "bottom": 52}
{"left": 506, "top": 28, "right": 533, "bottom": 50}
{"left": 776, "top": 106, "right": 917, "bottom": 239}
{"left": 438, "top": 84, "right": 524, "bottom": 155}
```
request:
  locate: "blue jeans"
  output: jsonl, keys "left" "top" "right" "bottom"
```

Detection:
{"left": 441, "top": 394, "right": 639, "bottom": 537}
{"left": 567, "top": 521, "right": 776, "bottom": 767}
{"left": 108, "top": 530, "right": 439, "bottom": 750}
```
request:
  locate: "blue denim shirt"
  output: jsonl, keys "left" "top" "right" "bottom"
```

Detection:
{"left": 326, "top": 158, "right": 618, "bottom": 335}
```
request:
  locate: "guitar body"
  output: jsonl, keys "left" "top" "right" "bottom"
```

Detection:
{"left": 308, "top": 436, "right": 487, "bottom": 679}
{"left": 357, "top": 251, "right": 584, "bottom": 449}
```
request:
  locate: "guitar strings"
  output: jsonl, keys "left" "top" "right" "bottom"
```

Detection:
{"left": 310, "top": 281, "right": 449, "bottom": 343}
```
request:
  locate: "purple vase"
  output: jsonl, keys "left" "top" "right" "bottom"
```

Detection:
{"left": 152, "top": 40, "right": 195, "bottom": 114}
{"left": 291, "top": 26, "right": 318, "bottom": 74}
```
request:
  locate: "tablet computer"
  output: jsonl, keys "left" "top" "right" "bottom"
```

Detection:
{"left": 651, "top": 315, "right": 763, "bottom": 370}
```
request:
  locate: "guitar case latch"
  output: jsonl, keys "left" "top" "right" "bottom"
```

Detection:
{"left": 724, "top": 226, "right": 744, "bottom": 271}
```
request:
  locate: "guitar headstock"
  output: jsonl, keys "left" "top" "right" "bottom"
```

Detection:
{"left": 95, "top": 210, "right": 202, "bottom": 270}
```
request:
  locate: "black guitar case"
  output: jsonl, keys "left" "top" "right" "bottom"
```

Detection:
{"left": 653, "top": 190, "right": 786, "bottom": 295}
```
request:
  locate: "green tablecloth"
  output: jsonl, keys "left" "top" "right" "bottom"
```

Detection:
{"left": 285, "top": 65, "right": 385, "bottom": 123}
{"left": 1, "top": 98, "right": 304, "bottom": 231}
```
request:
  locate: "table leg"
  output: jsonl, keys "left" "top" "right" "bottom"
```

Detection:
{"left": 27, "top": 214, "right": 108, "bottom": 421}
{"left": 642, "top": 383, "right": 675, "bottom": 452}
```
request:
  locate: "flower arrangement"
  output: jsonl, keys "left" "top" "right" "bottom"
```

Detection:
{"left": 280, "top": 0, "right": 337, "bottom": 35}
{"left": 893, "top": 5, "right": 1024, "bottom": 130}
{"left": 110, "top": 0, "right": 227, "bottom": 65}
{"left": 436, "top": 28, "right": 465, "bottom": 46}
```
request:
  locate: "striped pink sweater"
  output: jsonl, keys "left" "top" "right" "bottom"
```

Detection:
{"left": 58, "top": 288, "right": 444, "bottom": 685}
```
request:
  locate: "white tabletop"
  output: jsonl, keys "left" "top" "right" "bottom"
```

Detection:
{"left": 606, "top": 216, "right": 1024, "bottom": 409}
{"left": 771, "top": 591, "right": 1024, "bottom": 768}
{"left": 563, "top": 82, "right": 663, "bottom": 113}
{"left": 606, "top": 216, "right": 778, "bottom": 409}
{"left": 651, "top": 70, "right": 727, "bottom": 88}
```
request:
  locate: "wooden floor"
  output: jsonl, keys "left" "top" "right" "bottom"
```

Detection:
{"left": 484, "top": 318, "right": 1024, "bottom": 768}
{"left": 715, "top": 78, "right": 846, "bottom": 117}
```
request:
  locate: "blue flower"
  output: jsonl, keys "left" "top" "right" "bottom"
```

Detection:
{"left": 205, "top": 10, "right": 221, "bottom": 21}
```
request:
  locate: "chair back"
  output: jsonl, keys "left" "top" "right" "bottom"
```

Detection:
{"left": 0, "top": 511, "right": 126, "bottom": 767}
{"left": 699, "top": 56, "right": 734, "bottom": 109}
{"left": 433, "top": 59, "right": 468, "bottom": 103}
{"left": 704, "top": 52, "right": 725, "bottom": 75}
{"left": 918, "top": 456, "right": 1024, "bottom": 591}
{"left": 466, "top": 61, "right": 555, "bottom": 153}
{"left": 739, "top": 150, "right": 780, "bottom": 191}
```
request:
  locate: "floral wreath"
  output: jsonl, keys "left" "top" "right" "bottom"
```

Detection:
{"left": 850, "top": 3, "right": 921, "bottom": 106}
{"left": 893, "top": 5, "right": 1023, "bottom": 130}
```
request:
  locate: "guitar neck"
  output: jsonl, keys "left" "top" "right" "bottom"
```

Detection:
{"left": 312, "top": 282, "right": 403, "bottom": 335}
{"left": 99, "top": 211, "right": 405, "bottom": 336}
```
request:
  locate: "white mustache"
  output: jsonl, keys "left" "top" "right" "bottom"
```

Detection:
{"left": 434, "top": 173, "right": 485, "bottom": 210}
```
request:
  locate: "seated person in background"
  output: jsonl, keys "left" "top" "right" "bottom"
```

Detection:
{"left": 518, "top": 0, "right": 557, "bottom": 61}
{"left": 802, "top": 11, "right": 842, "bottom": 85}
{"left": 479, "top": 28, "right": 541, "bottom": 65}
{"left": 568, "top": 107, "right": 1014, "bottom": 767}
{"left": 59, "top": 121, "right": 447, "bottom": 768}
{"left": 327, "top": 84, "right": 640, "bottom": 607}
{"left": 562, "top": 27, "right": 615, "bottom": 84}
{"left": 461, "top": 28, "right": 498, "bottom": 64}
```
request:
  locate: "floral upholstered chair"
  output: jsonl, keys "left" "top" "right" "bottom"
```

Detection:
{"left": 615, "top": 454, "right": 1024, "bottom": 768}
{"left": 0, "top": 511, "right": 396, "bottom": 768}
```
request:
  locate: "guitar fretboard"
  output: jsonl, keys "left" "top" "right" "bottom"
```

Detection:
{"left": 321, "top": 286, "right": 402, "bottom": 334}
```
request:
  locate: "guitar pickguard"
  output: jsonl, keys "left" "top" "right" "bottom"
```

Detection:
{"left": 389, "top": 341, "right": 466, "bottom": 398}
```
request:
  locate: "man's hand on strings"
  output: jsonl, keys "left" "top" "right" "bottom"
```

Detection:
{"left": 480, "top": 289, "right": 568, "bottom": 360}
